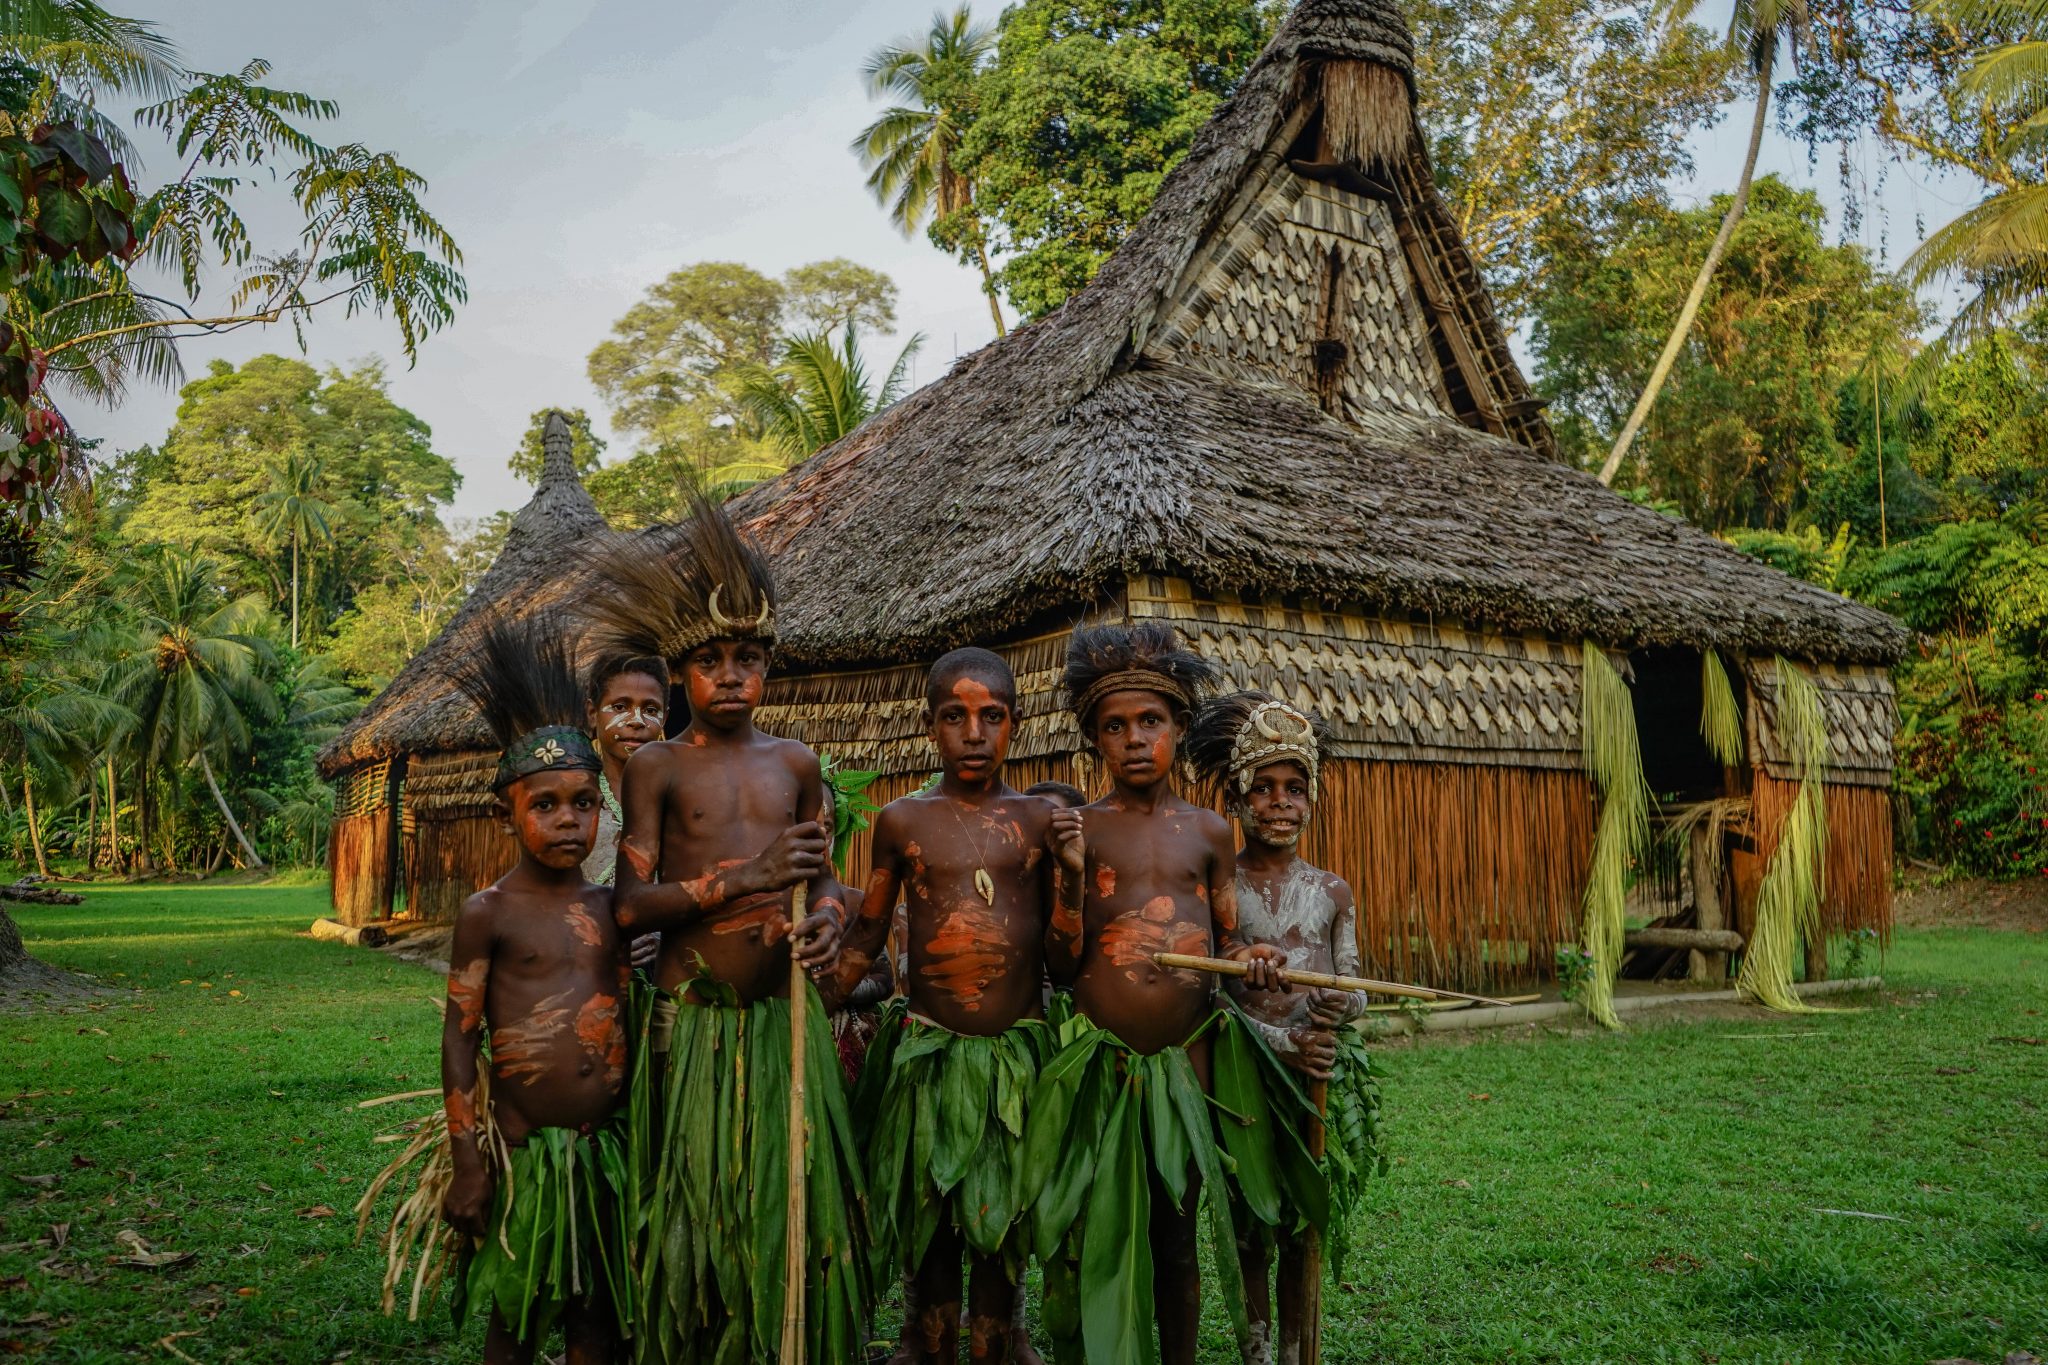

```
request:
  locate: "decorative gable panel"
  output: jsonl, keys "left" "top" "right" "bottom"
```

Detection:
{"left": 1148, "top": 164, "right": 1450, "bottom": 424}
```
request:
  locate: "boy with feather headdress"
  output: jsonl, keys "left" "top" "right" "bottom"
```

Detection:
{"left": 1187, "top": 690, "right": 1387, "bottom": 1365}
{"left": 355, "top": 613, "right": 634, "bottom": 1364}
{"left": 577, "top": 494, "right": 867, "bottom": 1364}
{"left": 1020, "top": 622, "right": 1324, "bottom": 1365}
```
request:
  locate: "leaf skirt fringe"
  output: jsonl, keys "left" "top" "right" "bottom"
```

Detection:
{"left": 854, "top": 1000, "right": 1051, "bottom": 1278}
{"left": 1321, "top": 1028, "right": 1388, "bottom": 1282}
{"left": 634, "top": 983, "right": 873, "bottom": 1365}
{"left": 1019, "top": 1007, "right": 1329, "bottom": 1364}
{"left": 454, "top": 1120, "right": 634, "bottom": 1345}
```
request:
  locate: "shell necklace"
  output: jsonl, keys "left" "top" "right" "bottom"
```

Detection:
{"left": 944, "top": 793, "right": 999, "bottom": 906}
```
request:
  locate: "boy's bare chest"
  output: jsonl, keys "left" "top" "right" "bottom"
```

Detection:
{"left": 668, "top": 752, "right": 798, "bottom": 840}
{"left": 1084, "top": 812, "right": 1210, "bottom": 912}
{"left": 901, "top": 806, "right": 1044, "bottom": 894}
{"left": 493, "top": 898, "right": 619, "bottom": 977}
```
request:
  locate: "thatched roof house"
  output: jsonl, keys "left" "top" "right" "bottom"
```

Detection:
{"left": 316, "top": 413, "right": 607, "bottom": 923}
{"left": 730, "top": 0, "right": 1905, "bottom": 988}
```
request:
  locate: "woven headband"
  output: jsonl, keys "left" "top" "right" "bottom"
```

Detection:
{"left": 1228, "top": 700, "right": 1320, "bottom": 802}
{"left": 495, "top": 724, "right": 603, "bottom": 791}
{"left": 1073, "top": 668, "right": 1192, "bottom": 722}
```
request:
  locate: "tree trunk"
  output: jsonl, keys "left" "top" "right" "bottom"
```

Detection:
{"left": 970, "top": 223, "right": 1007, "bottom": 338}
{"left": 199, "top": 753, "right": 265, "bottom": 870}
{"left": 105, "top": 756, "right": 121, "bottom": 874}
{"left": 24, "top": 777, "right": 48, "bottom": 879}
{"left": 290, "top": 532, "right": 300, "bottom": 649}
{"left": 135, "top": 776, "right": 155, "bottom": 874}
{"left": 1, "top": 904, "right": 33, "bottom": 975}
{"left": 85, "top": 781, "right": 99, "bottom": 874}
{"left": 1598, "top": 56, "right": 1774, "bottom": 487}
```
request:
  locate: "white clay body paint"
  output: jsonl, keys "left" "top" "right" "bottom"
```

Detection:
{"left": 1234, "top": 859, "right": 1363, "bottom": 1031}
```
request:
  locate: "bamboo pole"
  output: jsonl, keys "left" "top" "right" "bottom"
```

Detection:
{"left": 780, "top": 882, "right": 810, "bottom": 1363}
{"left": 1300, "top": 1077, "right": 1328, "bottom": 1365}
{"left": 1152, "top": 953, "right": 1517, "bottom": 1008}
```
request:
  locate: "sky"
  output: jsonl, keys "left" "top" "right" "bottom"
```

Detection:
{"left": 91, "top": 0, "right": 1989, "bottom": 526}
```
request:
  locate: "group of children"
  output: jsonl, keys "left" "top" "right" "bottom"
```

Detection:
{"left": 373, "top": 497, "right": 1383, "bottom": 1365}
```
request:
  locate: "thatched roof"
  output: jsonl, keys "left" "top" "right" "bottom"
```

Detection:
{"left": 730, "top": 0, "right": 1906, "bottom": 670}
{"left": 316, "top": 413, "right": 607, "bottom": 777}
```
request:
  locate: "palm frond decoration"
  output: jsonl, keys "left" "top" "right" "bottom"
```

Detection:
{"left": 1701, "top": 650, "right": 1745, "bottom": 768}
{"left": 1577, "top": 642, "right": 1652, "bottom": 1030}
{"left": 1737, "top": 658, "right": 1830, "bottom": 1013}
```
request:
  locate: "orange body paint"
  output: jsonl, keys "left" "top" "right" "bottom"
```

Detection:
{"left": 447, "top": 960, "right": 487, "bottom": 1032}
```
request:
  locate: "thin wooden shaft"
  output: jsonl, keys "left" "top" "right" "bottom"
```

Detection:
{"left": 1301, "top": 1077, "right": 1328, "bottom": 1365}
{"left": 781, "top": 883, "right": 809, "bottom": 1363}
{"left": 1151, "top": 953, "right": 1515, "bottom": 1008}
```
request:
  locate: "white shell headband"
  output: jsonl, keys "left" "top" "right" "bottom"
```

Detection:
{"left": 1229, "top": 699, "right": 1320, "bottom": 801}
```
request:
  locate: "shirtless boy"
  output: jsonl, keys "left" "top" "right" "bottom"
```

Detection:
{"left": 1023, "top": 622, "right": 1310, "bottom": 1365}
{"left": 831, "top": 647, "right": 1066, "bottom": 1365}
{"left": 1189, "top": 691, "right": 1386, "bottom": 1365}
{"left": 579, "top": 497, "right": 866, "bottom": 1364}
{"left": 439, "top": 618, "right": 634, "bottom": 1365}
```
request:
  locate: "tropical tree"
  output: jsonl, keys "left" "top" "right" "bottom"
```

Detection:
{"left": 738, "top": 326, "right": 924, "bottom": 462}
{"left": 1597, "top": 0, "right": 1814, "bottom": 486}
{"left": 103, "top": 547, "right": 276, "bottom": 870}
{"left": 1902, "top": 0, "right": 2048, "bottom": 370}
{"left": 251, "top": 449, "right": 332, "bottom": 647}
{"left": 853, "top": 6, "right": 1003, "bottom": 335}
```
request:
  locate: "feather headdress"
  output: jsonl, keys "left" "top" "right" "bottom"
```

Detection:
{"left": 1062, "top": 621, "right": 1219, "bottom": 727}
{"left": 448, "top": 613, "right": 602, "bottom": 791}
{"left": 1187, "top": 689, "right": 1329, "bottom": 804}
{"left": 578, "top": 491, "right": 777, "bottom": 667}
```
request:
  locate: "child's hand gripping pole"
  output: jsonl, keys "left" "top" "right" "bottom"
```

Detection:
{"left": 1150, "top": 953, "right": 1516, "bottom": 1009}
{"left": 781, "top": 882, "right": 809, "bottom": 1363}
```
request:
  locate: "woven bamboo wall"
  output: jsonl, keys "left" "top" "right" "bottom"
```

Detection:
{"left": 1749, "top": 776, "right": 1894, "bottom": 936}
{"left": 1743, "top": 657, "right": 1897, "bottom": 788}
{"left": 400, "top": 750, "right": 514, "bottom": 924}
{"left": 1149, "top": 161, "right": 1452, "bottom": 424}
{"left": 328, "top": 760, "right": 394, "bottom": 925}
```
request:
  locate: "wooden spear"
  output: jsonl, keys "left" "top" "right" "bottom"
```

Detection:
{"left": 1151, "top": 954, "right": 1516, "bottom": 1009}
{"left": 780, "top": 882, "right": 810, "bottom": 1363}
{"left": 1300, "top": 1076, "right": 1328, "bottom": 1365}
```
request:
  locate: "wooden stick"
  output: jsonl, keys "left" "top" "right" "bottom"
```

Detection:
{"left": 1152, "top": 953, "right": 1517, "bottom": 1008}
{"left": 1300, "top": 1076, "right": 1328, "bottom": 1365}
{"left": 780, "top": 883, "right": 809, "bottom": 1364}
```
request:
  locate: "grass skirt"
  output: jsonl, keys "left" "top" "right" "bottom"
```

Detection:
{"left": 1019, "top": 1005, "right": 1327, "bottom": 1364}
{"left": 855, "top": 1001, "right": 1051, "bottom": 1276}
{"left": 454, "top": 1119, "right": 634, "bottom": 1345}
{"left": 634, "top": 980, "right": 872, "bottom": 1364}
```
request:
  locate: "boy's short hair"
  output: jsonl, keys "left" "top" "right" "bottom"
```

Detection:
{"left": 586, "top": 654, "right": 669, "bottom": 707}
{"left": 925, "top": 646, "right": 1016, "bottom": 711}
{"left": 1023, "top": 780, "right": 1087, "bottom": 809}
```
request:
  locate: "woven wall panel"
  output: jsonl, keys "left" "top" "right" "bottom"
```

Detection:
{"left": 333, "top": 760, "right": 392, "bottom": 819}
{"left": 1131, "top": 577, "right": 1584, "bottom": 768}
{"left": 404, "top": 749, "right": 499, "bottom": 820}
{"left": 1151, "top": 164, "right": 1450, "bottom": 422}
{"left": 1744, "top": 658, "right": 1896, "bottom": 788}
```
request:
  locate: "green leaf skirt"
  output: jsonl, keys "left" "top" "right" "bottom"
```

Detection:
{"left": 854, "top": 1000, "right": 1053, "bottom": 1278}
{"left": 1018, "top": 1005, "right": 1329, "bottom": 1365}
{"left": 454, "top": 1118, "right": 633, "bottom": 1347}
{"left": 632, "top": 982, "right": 873, "bottom": 1365}
{"left": 1322, "top": 1027, "right": 1388, "bottom": 1281}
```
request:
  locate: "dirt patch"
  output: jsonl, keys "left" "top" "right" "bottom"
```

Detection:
{"left": 1894, "top": 872, "right": 2048, "bottom": 933}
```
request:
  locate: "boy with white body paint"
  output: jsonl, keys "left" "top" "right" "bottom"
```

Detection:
{"left": 1186, "top": 690, "right": 1387, "bottom": 1365}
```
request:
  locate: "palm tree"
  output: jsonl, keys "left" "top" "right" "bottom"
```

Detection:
{"left": 853, "top": 6, "right": 1005, "bottom": 335}
{"left": 251, "top": 450, "right": 333, "bottom": 647}
{"left": 1597, "top": 1, "right": 1813, "bottom": 486}
{"left": 104, "top": 547, "right": 277, "bottom": 870}
{"left": 739, "top": 325, "right": 925, "bottom": 461}
{"left": 1902, "top": 1, "right": 2048, "bottom": 375}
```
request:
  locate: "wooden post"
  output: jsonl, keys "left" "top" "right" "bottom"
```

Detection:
{"left": 1300, "top": 1078, "right": 1329, "bottom": 1365}
{"left": 379, "top": 759, "right": 406, "bottom": 921}
{"left": 780, "top": 883, "right": 810, "bottom": 1364}
{"left": 1804, "top": 929, "right": 1829, "bottom": 985}
{"left": 1688, "top": 821, "right": 1728, "bottom": 984}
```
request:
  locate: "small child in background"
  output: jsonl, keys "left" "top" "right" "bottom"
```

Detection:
{"left": 583, "top": 654, "right": 668, "bottom": 972}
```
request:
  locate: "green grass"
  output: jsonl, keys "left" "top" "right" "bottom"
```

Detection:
{"left": 3, "top": 886, "right": 2045, "bottom": 1363}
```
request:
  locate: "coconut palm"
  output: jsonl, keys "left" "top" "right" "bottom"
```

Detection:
{"left": 251, "top": 450, "right": 334, "bottom": 647}
{"left": 853, "top": 6, "right": 1005, "bottom": 335}
{"left": 1597, "top": 0, "right": 1813, "bottom": 486}
{"left": 103, "top": 546, "right": 276, "bottom": 870}
{"left": 739, "top": 325, "right": 925, "bottom": 461}
{"left": 0, "top": 0, "right": 184, "bottom": 157}
{"left": 1901, "top": 1, "right": 2048, "bottom": 373}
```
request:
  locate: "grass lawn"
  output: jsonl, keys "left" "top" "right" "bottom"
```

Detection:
{"left": 2, "top": 884, "right": 2044, "bottom": 1363}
